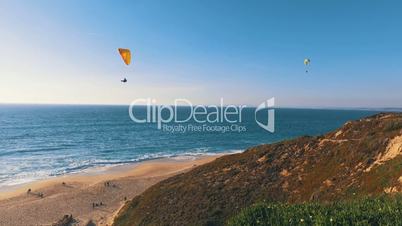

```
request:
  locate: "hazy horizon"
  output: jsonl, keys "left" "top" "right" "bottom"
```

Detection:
{"left": 1, "top": 102, "right": 402, "bottom": 111}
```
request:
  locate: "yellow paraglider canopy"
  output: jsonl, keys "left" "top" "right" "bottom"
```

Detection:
{"left": 118, "top": 48, "right": 131, "bottom": 65}
{"left": 304, "top": 58, "right": 311, "bottom": 73}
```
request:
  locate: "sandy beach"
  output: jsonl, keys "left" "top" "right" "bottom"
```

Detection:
{"left": 0, "top": 155, "right": 222, "bottom": 226}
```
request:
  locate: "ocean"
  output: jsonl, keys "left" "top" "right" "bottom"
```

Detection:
{"left": 0, "top": 104, "right": 378, "bottom": 188}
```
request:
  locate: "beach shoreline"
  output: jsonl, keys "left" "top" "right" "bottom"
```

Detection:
{"left": 0, "top": 153, "right": 226, "bottom": 226}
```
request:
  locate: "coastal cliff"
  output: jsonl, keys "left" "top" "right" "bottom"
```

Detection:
{"left": 114, "top": 113, "right": 402, "bottom": 226}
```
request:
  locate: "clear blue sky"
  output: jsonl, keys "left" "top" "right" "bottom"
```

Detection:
{"left": 1, "top": 0, "right": 401, "bottom": 107}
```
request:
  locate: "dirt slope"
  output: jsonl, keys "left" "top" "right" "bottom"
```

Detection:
{"left": 114, "top": 113, "right": 402, "bottom": 226}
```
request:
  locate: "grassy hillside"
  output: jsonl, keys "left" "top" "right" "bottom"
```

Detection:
{"left": 114, "top": 113, "right": 402, "bottom": 226}
{"left": 228, "top": 195, "right": 402, "bottom": 226}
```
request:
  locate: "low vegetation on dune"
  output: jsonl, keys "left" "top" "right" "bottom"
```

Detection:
{"left": 114, "top": 113, "right": 402, "bottom": 226}
{"left": 228, "top": 195, "right": 402, "bottom": 226}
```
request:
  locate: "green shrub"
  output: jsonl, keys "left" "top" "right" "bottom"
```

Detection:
{"left": 227, "top": 196, "right": 402, "bottom": 226}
